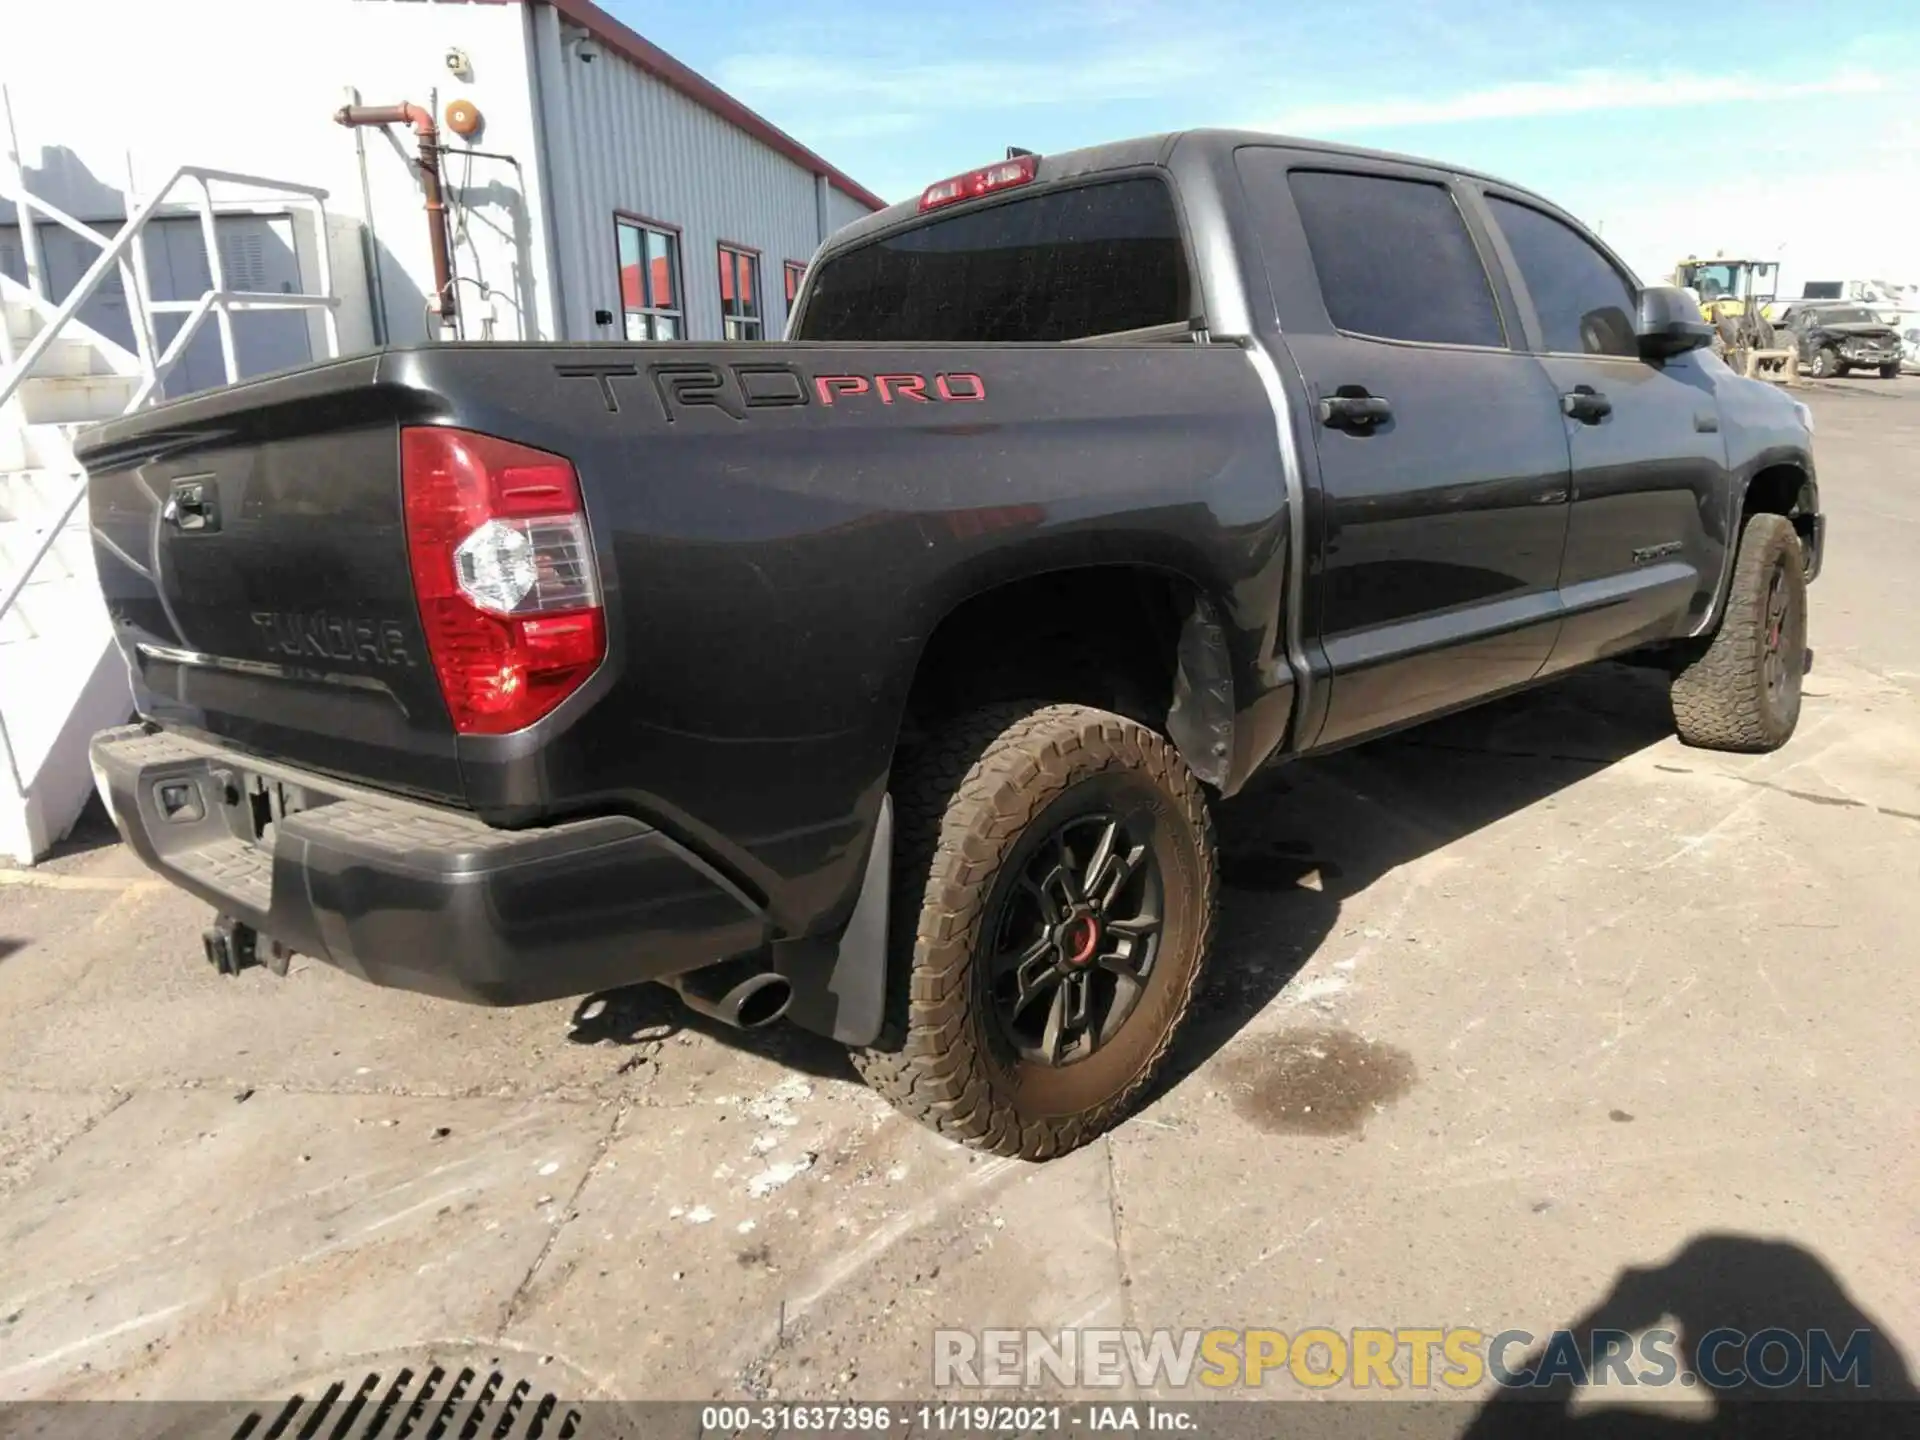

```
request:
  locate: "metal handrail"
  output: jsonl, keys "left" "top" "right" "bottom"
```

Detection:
{"left": 0, "top": 163, "right": 340, "bottom": 410}
{"left": 0, "top": 164, "right": 343, "bottom": 806}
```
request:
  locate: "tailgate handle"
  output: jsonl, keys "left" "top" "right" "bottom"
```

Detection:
{"left": 162, "top": 478, "right": 220, "bottom": 533}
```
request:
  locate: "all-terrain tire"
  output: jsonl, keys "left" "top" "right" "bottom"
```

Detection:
{"left": 1670, "top": 513, "right": 1808, "bottom": 752}
{"left": 852, "top": 702, "right": 1217, "bottom": 1159}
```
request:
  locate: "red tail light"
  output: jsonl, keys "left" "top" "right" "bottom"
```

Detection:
{"left": 919, "top": 154, "right": 1039, "bottom": 212}
{"left": 400, "top": 426, "right": 605, "bottom": 735}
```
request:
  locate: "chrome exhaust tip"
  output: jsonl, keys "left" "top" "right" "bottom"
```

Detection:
{"left": 667, "top": 959, "right": 793, "bottom": 1031}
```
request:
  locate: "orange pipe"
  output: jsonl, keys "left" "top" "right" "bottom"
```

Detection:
{"left": 334, "top": 102, "right": 456, "bottom": 326}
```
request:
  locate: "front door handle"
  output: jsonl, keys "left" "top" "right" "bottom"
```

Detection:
{"left": 1561, "top": 386, "right": 1612, "bottom": 424}
{"left": 1320, "top": 391, "right": 1393, "bottom": 431}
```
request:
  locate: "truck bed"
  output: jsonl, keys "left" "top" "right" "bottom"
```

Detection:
{"left": 78, "top": 338, "right": 1292, "bottom": 935}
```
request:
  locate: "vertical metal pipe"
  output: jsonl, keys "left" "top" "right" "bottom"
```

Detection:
{"left": 2, "top": 83, "right": 47, "bottom": 300}
{"left": 415, "top": 128, "right": 456, "bottom": 337}
{"left": 332, "top": 103, "right": 456, "bottom": 337}
{"left": 123, "top": 152, "right": 160, "bottom": 380}
{"left": 195, "top": 175, "right": 238, "bottom": 384}
{"left": 531, "top": 5, "right": 585, "bottom": 342}
{"left": 313, "top": 196, "right": 339, "bottom": 357}
{"left": 520, "top": 0, "right": 569, "bottom": 341}
{"left": 126, "top": 232, "right": 160, "bottom": 394}
{"left": 344, "top": 86, "right": 389, "bottom": 346}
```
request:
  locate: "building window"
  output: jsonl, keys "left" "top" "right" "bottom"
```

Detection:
{"left": 784, "top": 260, "right": 808, "bottom": 305}
{"left": 616, "top": 215, "right": 683, "bottom": 340}
{"left": 719, "top": 244, "right": 763, "bottom": 340}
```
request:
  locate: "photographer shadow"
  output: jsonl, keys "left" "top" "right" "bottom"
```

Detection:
{"left": 1463, "top": 1233, "right": 1916, "bottom": 1440}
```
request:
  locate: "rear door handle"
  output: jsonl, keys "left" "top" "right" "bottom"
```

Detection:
{"left": 1320, "top": 392, "right": 1393, "bottom": 431}
{"left": 1561, "top": 387, "right": 1612, "bottom": 424}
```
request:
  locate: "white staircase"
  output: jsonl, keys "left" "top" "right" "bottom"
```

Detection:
{"left": 1, "top": 164, "right": 342, "bottom": 864}
{"left": 0, "top": 285, "right": 143, "bottom": 864}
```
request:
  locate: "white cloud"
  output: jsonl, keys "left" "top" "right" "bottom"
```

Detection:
{"left": 1602, "top": 168, "right": 1920, "bottom": 290}
{"left": 717, "top": 42, "right": 1219, "bottom": 113}
{"left": 1261, "top": 67, "right": 1890, "bottom": 134}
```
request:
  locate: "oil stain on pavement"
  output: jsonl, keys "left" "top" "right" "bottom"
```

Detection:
{"left": 1217, "top": 1027, "right": 1416, "bottom": 1137}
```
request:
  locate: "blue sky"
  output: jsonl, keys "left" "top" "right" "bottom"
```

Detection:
{"left": 608, "top": 0, "right": 1919, "bottom": 284}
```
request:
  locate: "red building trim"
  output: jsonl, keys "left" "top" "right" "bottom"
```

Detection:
{"left": 613, "top": 209, "right": 681, "bottom": 233}
{"left": 535, "top": 0, "right": 887, "bottom": 211}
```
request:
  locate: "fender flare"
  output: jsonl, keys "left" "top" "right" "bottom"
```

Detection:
{"left": 1164, "top": 589, "right": 1235, "bottom": 790}
{"left": 777, "top": 589, "right": 1239, "bottom": 1048}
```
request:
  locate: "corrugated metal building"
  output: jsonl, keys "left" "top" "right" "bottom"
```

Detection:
{"left": 1, "top": 0, "right": 884, "bottom": 364}
{"left": 526, "top": 0, "right": 883, "bottom": 344}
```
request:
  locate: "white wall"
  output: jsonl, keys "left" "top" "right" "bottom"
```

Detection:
{"left": 0, "top": 0, "right": 558, "bottom": 352}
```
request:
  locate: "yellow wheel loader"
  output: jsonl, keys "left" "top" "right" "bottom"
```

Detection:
{"left": 1672, "top": 256, "right": 1782, "bottom": 372}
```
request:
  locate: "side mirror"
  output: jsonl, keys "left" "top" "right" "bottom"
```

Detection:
{"left": 1637, "top": 286, "right": 1715, "bottom": 360}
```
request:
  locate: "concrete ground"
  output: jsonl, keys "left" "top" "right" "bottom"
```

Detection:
{"left": 2, "top": 380, "right": 1917, "bottom": 1422}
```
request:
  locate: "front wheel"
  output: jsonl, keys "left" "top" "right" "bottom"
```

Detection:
{"left": 853, "top": 703, "right": 1217, "bottom": 1159}
{"left": 1669, "top": 513, "right": 1808, "bottom": 752}
{"left": 1880, "top": 362, "right": 1901, "bottom": 379}
{"left": 1810, "top": 346, "right": 1841, "bottom": 379}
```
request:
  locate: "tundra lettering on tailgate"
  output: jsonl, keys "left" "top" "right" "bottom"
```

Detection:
{"left": 253, "top": 611, "right": 415, "bottom": 668}
{"left": 556, "top": 360, "right": 986, "bottom": 421}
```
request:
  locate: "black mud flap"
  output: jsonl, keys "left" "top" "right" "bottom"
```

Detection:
{"left": 775, "top": 796, "right": 891, "bottom": 1047}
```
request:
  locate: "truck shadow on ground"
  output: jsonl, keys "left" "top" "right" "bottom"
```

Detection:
{"left": 1458, "top": 1232, "right": 1915, "bottom": 1439}
{"left": 1150, "top": 657, "right": 1683, "bottom": 1107}
{"left": 569, "top": 660, "right": 1687, "bottom": 1095}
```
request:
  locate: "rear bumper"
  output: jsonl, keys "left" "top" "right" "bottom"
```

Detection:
{"left": 88, "top": 725, "right": 768, "bottom": 1005}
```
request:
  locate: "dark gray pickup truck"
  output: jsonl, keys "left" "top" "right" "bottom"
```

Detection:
{"left": 79, "top": 130, "right": 1823, "bottom": 1159}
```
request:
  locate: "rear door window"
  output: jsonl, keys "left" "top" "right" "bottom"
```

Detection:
{"left": 1282, "top": 167, "right": 1505, "bottom": 348}
{"left": 1485, "top": 197, "right": 1639, "bottom": 357}
{"left": 796, "top": 178, "right": 1192, "bottom": 342}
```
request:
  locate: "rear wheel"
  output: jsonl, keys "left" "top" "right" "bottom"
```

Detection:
{"left": 1670, "top": 513, "right": 1807, "bottom": 752}
{"left": 853, "top": 702, "right": 1216, "bottom": 1159}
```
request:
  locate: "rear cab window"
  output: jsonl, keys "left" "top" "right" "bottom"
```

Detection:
{"left": 794, "top": 177, "right": 1193, "bottom": 343}
{"left": 1230, "top": 149, "right": 1507, "bottom": 349}
{"left": 1283, "top": 168, "right": 1506, "bottom": 348}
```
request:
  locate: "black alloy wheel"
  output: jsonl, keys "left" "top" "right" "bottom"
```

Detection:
{"left": 986, "top": 809, "right": 1163, "bottom": 1067}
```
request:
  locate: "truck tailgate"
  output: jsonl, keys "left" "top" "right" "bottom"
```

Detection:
{"left": 78, "top": 356, "right": 464, "bottom": 801}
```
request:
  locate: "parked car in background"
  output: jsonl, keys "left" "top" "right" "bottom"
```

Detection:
{"left": 1792, "top": 278, "right": 1915, "bottom": 324}
{"left": 1778, "top": 304, "right": 1905, "bottom": 378}
{"left": 1903, "top": 322, "right": 1920, "bottom": 375}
